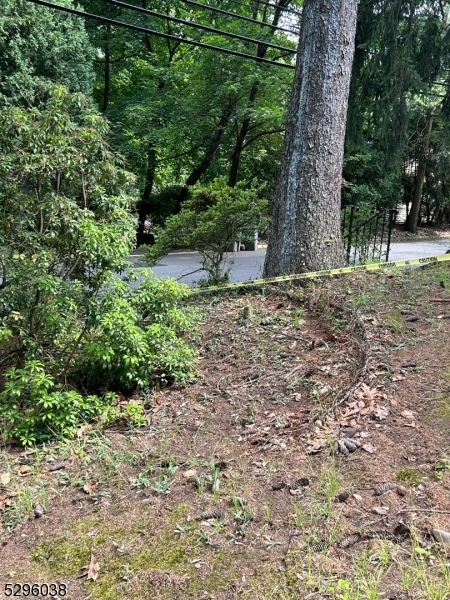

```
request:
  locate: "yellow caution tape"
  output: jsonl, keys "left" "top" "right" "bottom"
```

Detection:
{"left": 190, "top": 253, "right": 450, "bottom": 294}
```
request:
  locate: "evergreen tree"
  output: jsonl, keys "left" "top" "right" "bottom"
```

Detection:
{"left": 264, "top": 0, "right": 358, "bottom": 275}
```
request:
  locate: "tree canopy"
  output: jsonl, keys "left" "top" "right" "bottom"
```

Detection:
{"left": 0, "top": 0, "right": 94, "bottom": 105}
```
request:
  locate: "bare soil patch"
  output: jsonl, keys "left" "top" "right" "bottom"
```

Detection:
{"left": 1, "top": 265, "right": 450, "bottom": 599}
{"left": 391, "top": 223, "right": 450, "bottom": 241}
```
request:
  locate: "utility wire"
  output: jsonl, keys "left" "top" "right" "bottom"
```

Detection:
{"left": 25, "top": 0, "right": 296, "bottom": 69}
{"left": 206, "top": 0, "right": 302, "bottom": 20}
{"left": 178, "top": 0, "right": 298, "bottom": 34}
{"left": 97, "top": 0, "right": 296, "bottom": 54}
{"left": 180, "top": 0, "right": 300, "bottom": 33}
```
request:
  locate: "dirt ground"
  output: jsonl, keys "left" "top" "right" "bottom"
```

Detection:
{"left": 1, "top": 263, "right": 450, "bottom": 600}
{"left": 391, "top": 224, "right": 450, "bottom": 240}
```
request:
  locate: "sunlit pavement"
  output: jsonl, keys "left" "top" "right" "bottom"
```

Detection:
{"left": 128, "top": 239, "right": 450, "bottom": 287}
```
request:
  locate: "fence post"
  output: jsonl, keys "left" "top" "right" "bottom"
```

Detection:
{"left": 346, "top": 205, "right": 356, "bottom": 264}
{"left": 385, "top": 209, "right": 398, "bottom": 262}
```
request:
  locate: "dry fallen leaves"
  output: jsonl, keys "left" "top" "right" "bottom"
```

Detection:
{"left": 360, "top": 383, "right": 380, "bottom": 403}
{"left": 16, "top": 465, "right": 32, "bottom": 476}
{"left": 339, "top": 383, "right": 390, "bottom": 423}
{"left": 306, "top": 435, "right": 328, "bottom": 454}
{"left": 362, "top": 443, "right": 375, "bottom": 454}
{"left": 182, "top": 469, "right": 197, "bottom": 479}
{"left": 78, "top": 553, "right": 100, "bottom": 581}
{"left": 305, "top": 418, "right": 339, "bottom": 454}
{"left": 400, "top": 409, "right": 418, "bottom": 428}
{"left": 372, "top": 506, "right": 390, "bottom": 515}
{"left": 83, "top": 480, "right": 98, "bottom": 495}
{"left": 0, "top": 472, "right": 11, "bottom": 486}
{"left": 77, "top": 423, "right": 92, "bottom": 438}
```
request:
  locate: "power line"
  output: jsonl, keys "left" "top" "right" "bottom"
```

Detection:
{"left": 97, "top": 0, "right": 296, "bottom": 54}
{"left": 207, "top": 0, "right": 302, "bottom": 20}
{"left": 179, "top": 0, "right": 298, "bottom": 35}
{"left": 192, "top": 0, "right": 300, "bottom": 35}
{"left": 25, "top": 0, "right": 296, "bottom": 69}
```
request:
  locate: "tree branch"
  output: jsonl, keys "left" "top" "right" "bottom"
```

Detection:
{"left": 242, "top": 127, "right": 285, "bottom": 149}
{"left": 439, "top": 0, "right": 445, "bottom": 22}
{"left": 157, "top": 143, "right": 204, "bottom": 164}
{"left": 0, "top": 257, "right": 7, "bottom": 290}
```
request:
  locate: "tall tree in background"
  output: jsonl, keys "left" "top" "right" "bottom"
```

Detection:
{"left": 264, "top": 0, "right": 358, "bottom": 276}
{"left": 81, "top": 0, "right": 297, "bottom": 227}
{"left": 0, "top": 0, "right": 93, "bottom": 105}
{"left": 343, "top": 1, "right": 450, "bottom": 230}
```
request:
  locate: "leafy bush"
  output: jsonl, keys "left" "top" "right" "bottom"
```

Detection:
{"left": 0, "top": 361, "right": 114, "bottom": 445}
{"left": 0, "top": 86, "right": 197, "bottom": 444}
{"left": 146, "top": 179, "right": 269, "bottom": 285}
{"left": 78, "top": 275, "right": 197, "bottom": 391}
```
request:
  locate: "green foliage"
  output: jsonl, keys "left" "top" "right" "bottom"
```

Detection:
{"left": 0, "top": 361, "right": 113, "bottom": 445}
{"left": 0, "top": 0, "right": 94, "bottom": 105}
{"left": 0, "top": 86, "right": 197, "bottom": 444}
{"left": 146, "top": 179, "right": 269, "bottom": 285}
{"left": 435, "top": 457, "right": 450, "bottom": 480}
{"left": 342, "top": 151, "right": 400, "bottom": 209}
{"left": 79, "top": 0, "right": 295, "bottom": 223}
{"left": 79, "top": 276, "right": 197, "bottom": 391}
{"left": 345, "top": 0, "right": 450, "bottom": 227}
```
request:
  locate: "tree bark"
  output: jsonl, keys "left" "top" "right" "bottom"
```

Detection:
{"left": 405, "top": 107, "right": 435, "bottom": 234}
{"left": 102, "top": 24, "right": 111, "bottom": 113}
{"left": 264, "top": 0, "right": 358, "bottom": 276}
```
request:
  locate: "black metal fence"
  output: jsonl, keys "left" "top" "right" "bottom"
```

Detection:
{"left": 341, "top": 206, "right": 397, "bottom": 265}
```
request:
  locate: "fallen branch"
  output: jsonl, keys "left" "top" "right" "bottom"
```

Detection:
{"left": 364, "top": 507, "right": 450, "bottom": 529}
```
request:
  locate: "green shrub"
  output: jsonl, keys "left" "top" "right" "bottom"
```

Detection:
{"left": 0, "top": 361, "right": 114, "bottom": 445}
{"left": 0, "top": 86, "right": 197, "bottom": 444}
{"left": 78, "top": 276, "right": 197, "bottom": 391}
{"left": 146, "top": 178, "right": 269, "bottom": 285}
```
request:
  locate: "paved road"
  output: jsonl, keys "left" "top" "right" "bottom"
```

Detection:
{"left": 129, "top": 238, "right": 450, "bottom": 286}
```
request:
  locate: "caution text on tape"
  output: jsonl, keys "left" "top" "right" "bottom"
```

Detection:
{"left": 189, "top": 253, "right": 450, "bottom": 294}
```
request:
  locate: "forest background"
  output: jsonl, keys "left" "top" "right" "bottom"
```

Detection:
{"left": 3, "top": 0, "right": 450, "bottom": 235}
{"left": 3, "top": 6, "right": 450, "bottom": 597}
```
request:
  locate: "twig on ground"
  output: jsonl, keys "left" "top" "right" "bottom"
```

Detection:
{"left": 364, "top": 507, "right": 450, "bottom": 529}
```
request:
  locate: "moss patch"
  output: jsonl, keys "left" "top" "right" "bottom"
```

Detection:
{"left": 29, "top": 503, "right": 270, "bottom": 599}
{"left": 396, "top": 468, "right": 422, "bottom": 486}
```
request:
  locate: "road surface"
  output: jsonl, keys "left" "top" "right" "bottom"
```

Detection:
{"left": 129, "top": 238, "right": 450, "bottom": 286}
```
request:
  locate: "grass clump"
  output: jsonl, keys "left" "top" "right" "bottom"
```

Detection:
{"left": 396, "top": 468, "right": 423, "bottom": 486}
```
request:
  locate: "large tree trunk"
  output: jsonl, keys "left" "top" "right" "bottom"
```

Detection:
{"left": 405, "top": 107, "right": 434, "bottom": 234}
{"left": 264, "top": 0, "right": 358, "bottom": 277}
